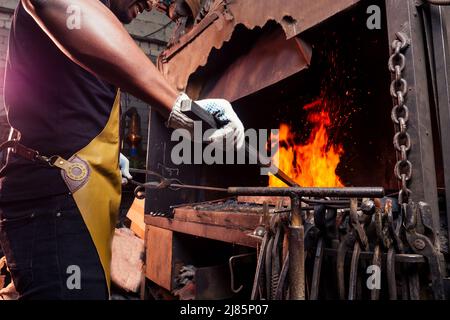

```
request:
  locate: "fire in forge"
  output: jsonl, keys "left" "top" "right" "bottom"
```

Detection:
{"left": 0, "top": 0, "right": 450, "bottom": 303}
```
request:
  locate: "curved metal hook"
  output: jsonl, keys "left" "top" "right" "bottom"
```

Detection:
{"left": 229, "top": 253, "right": 256, "bottom": 294}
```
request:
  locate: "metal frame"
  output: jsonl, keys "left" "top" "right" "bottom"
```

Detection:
{"left": 425, "top": 3, "right": 450, "bottom": 252}
{"left": 385, "top": 0, "right": 441, "bottom": 232}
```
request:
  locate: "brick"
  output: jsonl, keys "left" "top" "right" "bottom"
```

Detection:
{"left": 0, "top": 28, "right": 10, "bottom": 37}
{"left": 0, "top": 0, "right": 18, "bottom": 10}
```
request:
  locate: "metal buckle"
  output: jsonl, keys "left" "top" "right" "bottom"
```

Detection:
{"left": 34, "top": 154, "right": 59, "bottom": 167}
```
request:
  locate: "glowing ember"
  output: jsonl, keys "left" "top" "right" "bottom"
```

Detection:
{"left": 269, "top": 100, "right": 345, "bottom": 187}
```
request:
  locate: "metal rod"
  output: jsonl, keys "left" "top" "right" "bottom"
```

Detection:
{"left": 337, "top": 238, "right": 348, "bottom": 300}
{"left": 264, "top": 237, "right": 274, "bottom": 299}
{"left": 270, "top": 168, "right": 300, "bottom": 187}
{"left": 229, "top": 253, "right": 256, "bottom": 294}
{"left": 323, "top": 248, "right": 426, "bottom": 264}
{"left": 275, "top": 254, "right": 289, "bottom": 300}
{"left": 288, "top": 225, "right": 305, "bottom": 300}
{"left": 310, "top": 238, "right": 324, "bottom": 300}
{"left": 251, "top": 232, "right": 269, "bottom": 300}
{"left": 249, "top": 144, "right": 299, "bottom": 187}
{"left": 426, "top": 2, "right": 450, "bottom": 263}
{"left": 387, "top": 247, "right": 398, "bottom": 300}
{"left": 348, "top": 242, "right": 361, "bottom": 300}
{"left": 302, "top": 199, "right": 362, "bottom": 205}
{"left": 291, "top": 194, "right": 302, "bottom": 227}
{"left": 129, "top": 168, "right": 155, "bottom": 174}
{"left": 288, "top": 194, "right": 305, "bottom": 300}
{"left": 135, "top": 177, "right": 385, "bottom": 199}
{"left": 159, "top": 183, "right": 228, "bottom": 192}
{"left": 371, "top": 245, "right": 382, "bottom": 300}
{"left": 228, "top": 186, "right": 385, "bottom": 198}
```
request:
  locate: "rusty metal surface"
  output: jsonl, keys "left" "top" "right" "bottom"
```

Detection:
{"left": 203, "top": 28, "right": 312, "bottom": 102}
{"left": 145, "top": 215, "right": 260, "bottom": 247}
{"left": 227, "top": 0, "right": 360, "bottom": 39}
{"left": 173, "top": 208, "right": 262, "bottom": 230}
{"left": 288, "top": 225, "right": 305, "bottom": 300}
{"left": 158, "top": 0, "right": 361, "bottom": 94}
{"left": 144, "top": 206, "right": 262, "bottom": 247}
{"left": 228, "top": 186, "right": 385, "bottom": 198}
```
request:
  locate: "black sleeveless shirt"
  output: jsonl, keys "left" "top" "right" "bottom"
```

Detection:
{"left": 0, "top": 1, "right": 118, "bottom": 201}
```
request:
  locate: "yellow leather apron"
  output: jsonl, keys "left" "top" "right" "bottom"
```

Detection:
{"left": 52, "top": 91, "right": 122, "bottom": 294}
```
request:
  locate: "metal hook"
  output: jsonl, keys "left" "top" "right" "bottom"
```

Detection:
{"left": 228, "top": 253, "right": 256, "bottom": 294}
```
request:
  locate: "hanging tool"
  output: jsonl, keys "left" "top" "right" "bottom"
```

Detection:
{"left": 382, "top": 198, "right": 407, "bottom": 300}
{"left": 274, "top": 254, "right": 289, "bottom": 300}
{"left": 310, "top": 238, "right": 324, "bottom": 300}
{"left": 251, "top": 202, "right": 270, "bottom": 300}
{"left": 251, "top": 231, "right": 269, "bottom": 300}
{"left": 348, "top": 198, "right": 368, "bottom": 300}
{"left": 337, "top": 233, "right": 350, "bottom": 300}
{"left": 310, "top": 205, "right": 327, "bottom": 300}
{"left": 270, "top": 215, "right": 283, "bottom": 300}
{"left": 264, "top": 235, "right": 274, "bottom": 299}
{"left": 403, "top": 202, "right": 446, "bottom": 300}
{"left": 228, "top": 253, "right": 256, "bottom": 294}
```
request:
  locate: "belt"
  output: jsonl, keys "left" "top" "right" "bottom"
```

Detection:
{"left": 0, "top": 137, "right": 90, "bottom": 187}
{"left": 0, "top": 139, "right": 58, "bottom": 166}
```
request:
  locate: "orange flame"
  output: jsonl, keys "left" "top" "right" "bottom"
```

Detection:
{"left": 268, "top": 100, "right": 345, "bottom": 187}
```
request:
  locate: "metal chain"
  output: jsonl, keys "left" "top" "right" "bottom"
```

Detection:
{"left": 389, "top": 32, "right": 411, "bottom": 204}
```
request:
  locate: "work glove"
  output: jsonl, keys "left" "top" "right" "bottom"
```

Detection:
{"left": 119, "top": 153, "right": 132, "bottom": 184}
{"left": 166, "top": 93, "right": 245, "bottom": 150}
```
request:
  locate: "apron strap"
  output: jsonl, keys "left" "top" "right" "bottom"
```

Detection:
{"left": 0, "top": 139, "right": 53, "bottom": 164}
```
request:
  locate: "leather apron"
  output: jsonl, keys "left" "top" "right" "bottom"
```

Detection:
{"left": 52, "top": 91, "right": 122, "bottom": 294}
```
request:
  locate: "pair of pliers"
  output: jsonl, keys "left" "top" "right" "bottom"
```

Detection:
{"left": 128, "top": 168, "right": 228, "bottom": 199}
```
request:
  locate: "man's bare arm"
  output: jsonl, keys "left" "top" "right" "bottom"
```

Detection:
{"left": 22, "top": 0, "right": 178, "bottom": 117}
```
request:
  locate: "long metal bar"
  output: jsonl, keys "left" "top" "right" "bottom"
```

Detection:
{"left": 323, "top": 248, "right": 427, "bottom": 264}
{"left": 275, "top": 254, "right": 289, "bottom": 300}
{"left": 337, "top": 237, "right": 349, "bottom": 300}
{"left": 310, "top": 238, "right": 324, "bottom": 300}
{"left": 348, "top": 198, "right": 364, "bottom": 300}
{"left": 141, "top": 181, "right": 229, "bottom": 192}
{"left": 133, "top": 168, "right": 385, "bottom": 197}
{"left": 251, "top": 232, "right": 269, "bottom": 300}
{"left": 385, "top": 0, "right": 440, "bottom": 231}
{"left": 288, "top": 195, "right": 305, "bottom": 300}
{"left": 348, "top": 242, "right": 361, "bottom": 300}
{"left": 228, "top": 186, "right": 384, "bottom": 198}
{"left": 387, "top": 247, "right": 398, "bottom": 299}
{"left": 371, "top": 245, "right": 382, "bottom": 300}
{"left": 426, "top": 3, "right": 450, "bottom": 254}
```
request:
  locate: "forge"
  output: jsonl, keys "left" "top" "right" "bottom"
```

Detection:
{"left": 145, "top": 1, "right": 408, "bottom": 210}
{"left": 139, "top": 0, "right": 450, "bottom": 300}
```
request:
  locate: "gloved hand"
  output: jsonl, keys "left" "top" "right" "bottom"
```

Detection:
{"left": 119, "top": 153, "right": 132, "bottom": 184}
{"left": 166, "top": 93, "right": 245, "bottom": 150}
